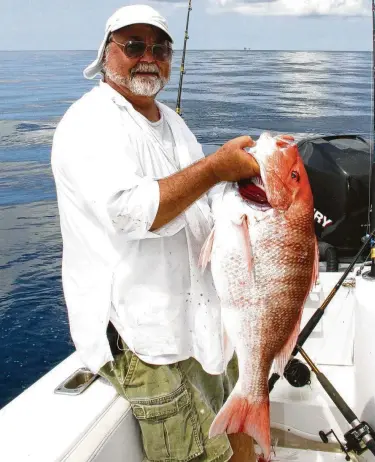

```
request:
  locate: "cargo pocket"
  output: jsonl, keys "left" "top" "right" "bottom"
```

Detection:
{"left": 130, "top": 385, "right": 204, "bottom": 462}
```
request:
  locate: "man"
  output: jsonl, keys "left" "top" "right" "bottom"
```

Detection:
{"left": 51, "top": 4, "right": 260, "bottom": 462}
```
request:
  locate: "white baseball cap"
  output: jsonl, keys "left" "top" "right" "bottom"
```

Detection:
{"left": 83, "top": 5, "right": 174, "bottom": 79}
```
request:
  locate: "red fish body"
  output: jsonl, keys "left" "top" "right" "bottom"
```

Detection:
{"left": 201, "top": 133, "right": 318, "bottom": 460}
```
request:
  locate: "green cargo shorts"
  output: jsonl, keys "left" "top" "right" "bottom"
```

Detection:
{"left": 99, "top": 337, "right": 239, "bottom": 462}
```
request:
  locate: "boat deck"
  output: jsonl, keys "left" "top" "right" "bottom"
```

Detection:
{"left": 257, "top": 446, "right": 353, "bottom": 461}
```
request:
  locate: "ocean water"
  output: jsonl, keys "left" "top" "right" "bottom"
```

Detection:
{"left": 0, "top": 50, "right": 372, "bottom": 409}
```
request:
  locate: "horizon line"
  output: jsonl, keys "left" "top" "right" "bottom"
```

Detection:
{"left": 0, "top": 48, "right": 371, "bottom": 53}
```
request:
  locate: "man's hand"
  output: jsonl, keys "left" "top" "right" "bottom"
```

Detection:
{"left": 150, "top": 135, "right": 259, "bottom": 231}
{"left": 207, "top": 136, "right": 259, "bottom": 183}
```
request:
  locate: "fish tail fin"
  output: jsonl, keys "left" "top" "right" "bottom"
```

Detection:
{"left": 199, "top": 226, "right": 215, "bottom": 271}
{"left": 209, "top": 392, "right": 271, "bottom": 460}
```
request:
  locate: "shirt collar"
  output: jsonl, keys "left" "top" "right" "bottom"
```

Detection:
{"left": 98, "top": 81, "right": 132, "bottom": 108}
{"left": 98, "top": 80, "right": 167, "bottom": 123}
{"left": 98, "top": 80, "right": 166, "bottom": 113}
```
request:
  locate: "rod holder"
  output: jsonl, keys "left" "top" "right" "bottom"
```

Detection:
{"left": 363, "top": 244, "right": 375, "bottom": 280}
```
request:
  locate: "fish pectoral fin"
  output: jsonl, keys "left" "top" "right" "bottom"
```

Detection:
{"left": 199, "top": 226, "right": 215, "bottom": 271}
{"left": 273, "top": 309, "right": 303, "bottom": 376}
{"left": 240, "top": 214, "right": 254, "bottom": 278}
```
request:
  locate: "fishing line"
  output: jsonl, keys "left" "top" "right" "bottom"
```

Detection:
{"left": 362, "top": 0, "right": 375, "bottom": 280}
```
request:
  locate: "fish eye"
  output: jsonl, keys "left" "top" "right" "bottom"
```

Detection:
{"left": 291, "top": 171, "right": 300, "bottom": 182}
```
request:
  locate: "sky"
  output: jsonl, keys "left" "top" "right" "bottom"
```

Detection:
{"left": 0, "top": 0, "right": 373, "bottom": 51}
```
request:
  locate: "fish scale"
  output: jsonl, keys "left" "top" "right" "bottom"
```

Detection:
{"left": 200, "top": 133, "right": 319, "bottom": 461}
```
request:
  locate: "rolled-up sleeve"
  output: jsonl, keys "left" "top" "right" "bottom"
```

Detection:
{"left": 107, "top": 177, "right": 160, "bottom": 235}
{"left": 52, "top": 108, "right": 167, "bottom": 240}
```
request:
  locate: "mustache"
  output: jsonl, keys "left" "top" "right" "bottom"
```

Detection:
{"left": 131, "top": 63, "right": 161, "bottom": 78}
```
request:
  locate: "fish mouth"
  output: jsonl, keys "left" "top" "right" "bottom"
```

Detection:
{"left": 238, "top": 176, "right": 271, "bottom": 208}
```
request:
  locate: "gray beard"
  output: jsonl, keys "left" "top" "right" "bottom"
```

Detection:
{"left": 103, "top": 62, "right": 169, "bottom": 97}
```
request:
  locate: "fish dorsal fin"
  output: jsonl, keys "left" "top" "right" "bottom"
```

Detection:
{"left": 273, "top": 308, "right": 303, "bottom": 377}
{"left": 309, "top": 237, "right": 320, "bottom": 292}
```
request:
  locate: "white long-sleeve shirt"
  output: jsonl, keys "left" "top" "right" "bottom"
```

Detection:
{"left": 51, "top": 82, "right": 229, "bottom": 374}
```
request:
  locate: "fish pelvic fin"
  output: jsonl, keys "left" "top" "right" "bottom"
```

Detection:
{"left": 222, "top": 327, "right": 234, "bottom": 370}
{"left": 209, "top": 393, "right": 271, "bottom": 460}
{"left": 273, "top": 308, "right": 304, "bottom": 376}
{"left": 199, "top": 226, "right": 215, "bottom": 271}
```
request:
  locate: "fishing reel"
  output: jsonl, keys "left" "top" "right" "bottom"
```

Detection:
{"left": 283, "top": 358, "right": 311, "bottom": 388}
{"left": 358, "top": 234, "right": 375, "bottom": 280}
{"left": 319, "top": 421, "right": 375, "bottom": 460}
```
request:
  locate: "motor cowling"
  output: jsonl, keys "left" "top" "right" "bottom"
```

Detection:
{"left": 298, "top": 135, "right": 370, "bottom": 261}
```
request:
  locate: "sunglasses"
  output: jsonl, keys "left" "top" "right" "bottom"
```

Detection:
{"left": 110, "top": 39, "right": 173, "bottom": 62}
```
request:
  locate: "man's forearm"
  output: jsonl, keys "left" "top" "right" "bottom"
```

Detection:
{"left": 150, "top": 156, "right": 217, "bottom": 231}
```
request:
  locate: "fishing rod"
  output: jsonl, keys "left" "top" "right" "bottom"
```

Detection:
{"left": 176, "top": 0, "right": 192, "bottom": 116}
{"left": 268, "top": 228, "right": 375, "bottom": 392}
{"left": 365, "top": 0, "right": 375, "bottom": 280}
{"left": 297, "top": 345, "right": 375, "bottom": 459}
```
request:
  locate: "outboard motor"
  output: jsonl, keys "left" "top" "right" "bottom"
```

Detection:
{"left": 298, "top": 135, "right": 370, "bottom": 264}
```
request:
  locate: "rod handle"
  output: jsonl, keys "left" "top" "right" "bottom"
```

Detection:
{"left": 294, "top": 310, "right": 324, "bottom": 350}
{"left": 316, "top": 372, "right": 357, "bottom": 423}
{"left": 268, "top": 372, "right": 280, "bottom": 392}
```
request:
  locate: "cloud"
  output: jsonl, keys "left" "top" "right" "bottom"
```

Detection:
{"left": 148, "top": 0, "right": 186, "bottom": 4}
{"left": 209, "top": 0, "right": 371, "bottom": 16}
{"left": 147, "top": 0, "right": 189, "bottom": 10}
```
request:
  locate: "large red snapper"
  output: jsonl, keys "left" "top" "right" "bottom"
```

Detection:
{"left": 200, "top": 133, "right": 319, "bottom": 460}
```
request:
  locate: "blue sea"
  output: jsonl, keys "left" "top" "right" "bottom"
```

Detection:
{"left": 0, "top": 50, "right": 372, "bottom": 409}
